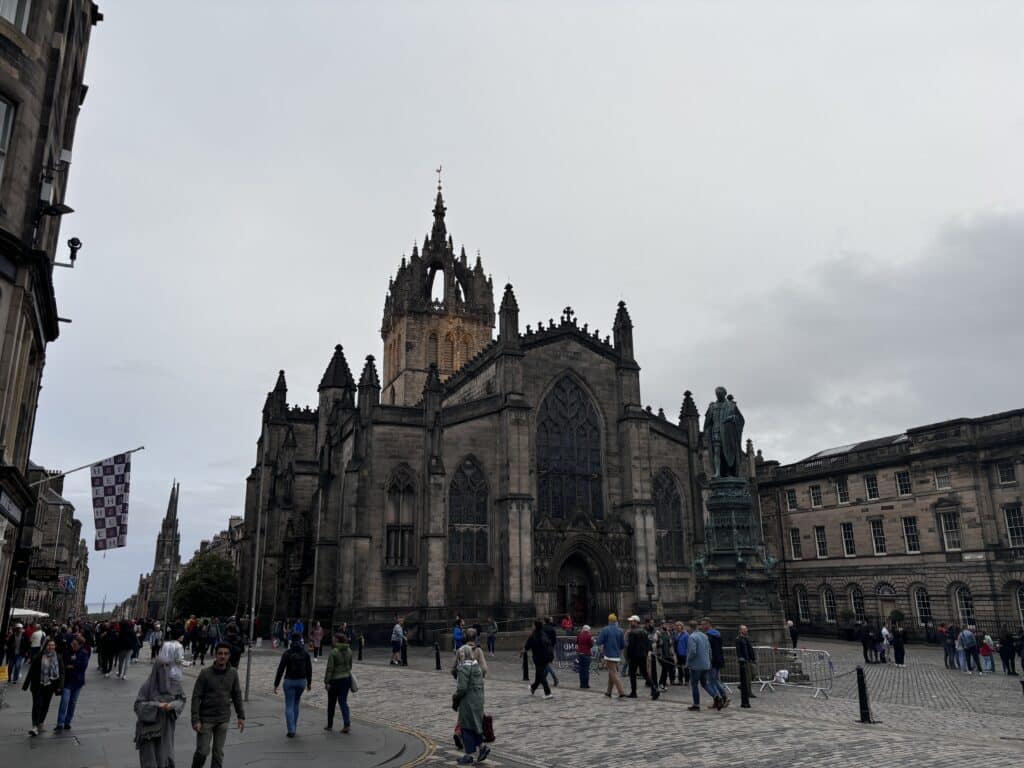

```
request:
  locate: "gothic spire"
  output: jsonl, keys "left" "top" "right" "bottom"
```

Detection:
{"left": 613, "top": 300, "right": 635, "bottom": 361}
{"left": 431, "top": 185, "right": 447, "bottom": 246}
{"left": 358, "top": 355, "right": 381, "bottom": 391}
{"left": 318, "top": 344, "right": 355, "bottom": 392}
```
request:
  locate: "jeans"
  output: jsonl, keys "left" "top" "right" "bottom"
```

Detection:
{"left": 282, "top": 677, "right": 305, "bottom": 734}
{"left": 968, "top": 648, "right": 982, "bottom": 672}
{"left": 708, "top": 667, "right": 728, "bottom": 698}
{"left": 57, "top": 686, "right": 82, "bottom": 726}
{"left": 577, "top": 653, "right": 591, "bottom": 688}
{"left": 544, "top": 663, "right": 558, "bottom": 686}
{"left": 486, "top": 634, "right": 496, "bottom": 654}
{"left": 117, "top": 650, "right": 132, "bottom": 677}
{"left": 327, "top": 677, "right": 351, "bottom": 728}
{"left": 689, "top": 669, "right": 715, "bottom": 706}
{"left": 462, "top": 726, "right": 482, "bottom": 755}
{"left": 943, "top": 646, "right": 956, "bottom": 669}
{"left": 191, "top": 720, "right": 229, "bottom": 768}
{"left": 7, "top": 654, "right": 24, "bottom": 683}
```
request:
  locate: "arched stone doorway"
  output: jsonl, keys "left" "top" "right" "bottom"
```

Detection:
{"left": 556, "top": 554, "right": 593, "bottom": 626}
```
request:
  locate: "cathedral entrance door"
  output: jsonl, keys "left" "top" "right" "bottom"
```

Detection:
{"left": 556, "top": 555, "right": 592, "bottom": 627}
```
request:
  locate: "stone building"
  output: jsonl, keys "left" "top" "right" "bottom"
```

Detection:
{"left": 0, "top": 1, "right": 103, "bottom": 637}
{"left": 144, "top": 482, "right": 180, "bottom": 621}
{"left": 756, "top": 408, "right": 1024, "bottom": 637}
{"left": 193, "top": 515, "right": 243, "bottom": 570}
{"left": 239, "top": 185, "right": 779, "bottom": 636}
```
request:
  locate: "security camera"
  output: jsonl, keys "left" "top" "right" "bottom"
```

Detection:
{"left": 67, "top": 237, "right": 82, "bottom": 263}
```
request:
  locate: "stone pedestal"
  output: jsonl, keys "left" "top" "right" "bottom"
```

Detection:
{"left": 695, "top": 478, "right": 786, "bottom": 646}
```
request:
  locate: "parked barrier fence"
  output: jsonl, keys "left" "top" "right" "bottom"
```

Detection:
{"left": 718, "top": 645, "right": 834, "bottom": 699}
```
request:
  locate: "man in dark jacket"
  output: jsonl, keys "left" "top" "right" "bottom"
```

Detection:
{"left": 524, "top": 620, "right": 554, "bottom": 698}
{"left": 191, "top": 642, "right": 245, "bottom": 768}
{"left": 704, "top": 617, "right": 729, "bottom": 708}
{"left": 542, "top": 617, "right": 559, "bottom": 687}
{"left": 736, "top": 625, "right": 758, "bottom": 698}
{"left": 625, "top": 615, "right": 658, "bottom": 699}
{"left": 223, "top": 624, "right": 244, "bottom": 669}
{"left": 56, "top": 635, "right": 90, "bottom": 729}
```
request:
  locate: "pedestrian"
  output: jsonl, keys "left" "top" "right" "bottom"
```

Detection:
{"left": 56, "top": 634, "right": 90, "bottom": 730}
{"left": 324, "top": 630, "right": 353, "bottom": 732}
{"left": 625, "top": 615, "right": 658, "bottom": 699}
{"left": 524, "top": 619, "right": 554, "bottom": 698}
{"left": 704, "top": 617, "right": 729, "bottom": 708}
{"left": 998, "top": 630, "right": 1017, "bottom": 675}
{"left": 119, "top": 620, "right": 140, "bottom": 680}
{"left": 596, "top": 613, "right": 626, "bottom": 698}
{"left": 541, "top": 617, "right": 560, "bottom": 687}
{"left": 453, "top": 618, "right": 465, "bottom": 650}
{"left": 685, "top": 620, "right": 719, "bottom": 711}
{"left": 390, "top": 618, "right": 405, "bottom": 665}
{"left": 657, "top": 621, "right": 673, "bottom": 690}
{"left": 223, "top": 623, "right": 244, "bottom": 669}
{"left": 560, "top": 614, "right": 573, "bottom": 634}
{"left": 453, "top": 628, "right": 488, "bottom": 675}
{"left": 310, "top": 621, "right": 324, "bottom": 660}
{"left": 134, "top": 656, "right": 186, "bottom": 768}
{"left": 291, "top": 617, "right": 305, "bottom": 638}
{"left": 879, "top": 624, "right": 892, "bottom": 664}
{"left": 452, "top": 643, "right": 490, "bottom": 765}
{"left": 979, "top": 630, "right": 995, "bottom": 673}
{"left": 957, "top": 625, "right": 979, "bottom": 674}
{"left": 736, "top": 624, "right": 758, "bottom": 697}
{"left": 644, "top": 618, "right": 660, "bottom": 691}
{"left": 787, "top": 619, "right": 799, "bottom": 649}
{"left": 148, "top": 621, "right": 164, "bottom": 662}
{"left": 191, "top": 620, "right": 209, "bottom": 667}
{"left": 160, "top": 627, "right": 186, "bottom": 673}
{"left": 576, "top": 624, "right": 593, "bottom": 689}
{"left": 29, "top": 622, "right": 46, "bottom": 658}
{"left": 674, "top": 621, "right": 690, "bottom": 684}
{"left": 190, "top": 642, "right": 245, "bottom": 768}
{"left": 942, "top": 624, "right": 958, "bottom": 669}
{"left": 23, "top": 638, "right": 64, "bottom": 736}
{"left": 892, "top": 625, "right": 907, "bottom": 667}
{"left": 273, "top": 633, "right": 312, "bottom": 738}
{"left": 485, "top": 617, "right": 498, "bottom": 656}
{"left": 5, "top": 622, "right": 28, "bottom": 683}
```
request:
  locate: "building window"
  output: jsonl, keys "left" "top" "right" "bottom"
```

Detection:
{"left": 537, "top": 376, "right": 603, "bottom": 520}
{"left": 822, "top": 587, "right": 838, "bottom": 623}
{"left": 998, "top": 461, "right": 1016, "bottom": 485}
{"left": 841, "top": 522, "right": 856, "bottom": 557}
{"left": 1017, "top": 585, "right": 1024, "bottom": 630}
{"left": 870, "top": 519, "right": 887, "bottom": 555}
{"left": 789, "top": 527, "right": 803, "bottom": 560}
{"left": 814, "top": 526, "right": 828, "bottom": 558}
{"left": 0, "top": 1, "right": 31, "bottom": 34}
{"left": 850, "top": 585, "right": 866, "bottom": 622}
{"left": 448, "top": 457, "right": 488, "bottom": 564}
{"left": 385, "top": 466, "right": 416, "bottom": 566}
{"left": 0, "top": 96, "right": 13, "bottom": 187}
{"left": 934, "top": 468, "right": 952, "bottom": 490}
{"left": 795, "top": 586, "right": 810, "bottom": 622}
{"left": 809, "top": 484, "right": 823, "bottom": 508}
{"left": 902, "top": 516, "right": 921, "bottom": 554}
{"left": 895, "top": 470, "right": 912, "bottom": 496}
{"left": 955, "top": 585, "right": 975, "bottom": 627}
{"left": 864, "top": 474, "right": 879, "bottom": 500}
{"left": 785, "top": 488, "right": 798, "bottom": 511}
{"left": 836, "top": 477, "right": 849, "bottom": 504}
{"left": 939, "top": 509, "right": 962, "bottom": 551}
{"left": 1005, "top": 504, "right": 1024, "bottom": 549}
{"left": 653, "top": 469, "right": 685, "bottom": 566}
{"left": 913, "top": 587, "right": 933, "bottom": 628}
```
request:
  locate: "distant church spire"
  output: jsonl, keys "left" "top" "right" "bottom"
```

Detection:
{"left": 431, "top": 182, "right": 447, "bottom": 245}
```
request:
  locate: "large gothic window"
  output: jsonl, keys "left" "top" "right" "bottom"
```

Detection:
{"left": 653, "top": 469, "right": 685, "bottom": 566}
{"left": 448, "top": 457, "right": 488, "bottom": 564}
{"left": 385, "top": 465, "right": 415, "bottom": 567}
{"left": 536, "top": 376, "right": 603, "bottom": 520}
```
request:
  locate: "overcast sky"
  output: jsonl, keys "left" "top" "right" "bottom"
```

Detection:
{"left": 30, "top": 1, "right": 1024, "bottom": 607}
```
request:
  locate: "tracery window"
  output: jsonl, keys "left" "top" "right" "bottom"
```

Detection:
{"left": 536, "top": 376, "right": 603, "bottom": 520}
{"left": 653, "top": 469, "right": 685, "bottom": 566}
{"left": 385, "top": 465, "right": 415, "bottom": 567}
{"left": 448, "top": 457, "right": 488, "bottom": 564}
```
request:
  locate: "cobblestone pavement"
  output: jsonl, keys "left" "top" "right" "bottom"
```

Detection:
{"left": 244, "top": 637, "right": 1024, "bottom": 767}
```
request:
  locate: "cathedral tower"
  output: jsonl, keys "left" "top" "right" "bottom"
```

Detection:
{"left": 148, "top": 481, "right": 181, "bottom": 620}
{"left": 381, "top": 184, "right": 495, "bottom": 405}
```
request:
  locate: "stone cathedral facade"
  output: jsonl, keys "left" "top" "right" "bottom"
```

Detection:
{"left": 239, "top": 186, "right": 768, "bottom": 633}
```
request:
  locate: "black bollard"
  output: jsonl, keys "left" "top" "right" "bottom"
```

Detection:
{"left": 401, "top": 639, "right": 408, "bottom": 667}
{"left": 358, "top": 635, "right": 364, "bottom": 661}
{"left": 739, "top": 660, "right": 751, "bottom": 708}
{"left": 522, "top": 651, "right": 530, "bottom": 681}
{"left": 856, "top": 665, "right": 873, "bottom": 723}
{"left": 435, "top": 642, "right": 442, "bottom": 671}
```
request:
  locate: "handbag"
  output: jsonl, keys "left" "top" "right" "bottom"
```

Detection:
{"left": 349, "top": 671, "right": 358, "bottom": 693}
{"left": 482, "top": 714, "right": 495, "bottom": 743}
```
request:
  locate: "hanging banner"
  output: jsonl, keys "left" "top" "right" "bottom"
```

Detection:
{"left": 91, "top": 453, "right": 131, "bottom": 550}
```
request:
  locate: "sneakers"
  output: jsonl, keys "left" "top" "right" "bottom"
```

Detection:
{"left": 457, "top": 756, "right": 475, "bottom": 765}
{"left": 324, "top": 725, "right": 332, "bottom": 731}
{"left": 721, "top": 697, "right": 731, "bottom": 709}
{"left": 529, "top": 685, "right": 536, "bottom": 695}
{"left": 286, "top": 732, "right": 295, "bottom": 738}
{"left": 687, "top": 705, "right": 701, "bottom": 711}
{"left": 28, "top": 727, "right": 39, "bottom": 736}
{"left": 543, "top": 693, "right": 554, "bottom": 699}
{"left": 713, "top": 696, "right": 723, "bottom": 710}
{"left": 477, "top": 745, "right": 491, "bottom": 763}
{"left": 603, "top": 692, "right": 611, "bottom": 698}
{"left": 342, "top": 726, "right": 350, "bottom": 734}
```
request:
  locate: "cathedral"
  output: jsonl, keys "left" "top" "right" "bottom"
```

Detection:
{"left": 239, "top": 184, "right": 769, "bottom": 634}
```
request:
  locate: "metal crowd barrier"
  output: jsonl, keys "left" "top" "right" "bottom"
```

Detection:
{"left": 554, "top": 635, "right": 603, "bottom": 676}
{"left": 718, "top": 645, "right": 834, "bottom": 699}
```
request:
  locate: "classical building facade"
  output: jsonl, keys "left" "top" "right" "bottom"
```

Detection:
{"left": 0, "top": 1, "right": 103, "bottom": 636}
{"left": 756, "top": 409, "right": 1024, "bottom": 636}
{"left": 239, "top": 186, "right": 778, "bottom": 636}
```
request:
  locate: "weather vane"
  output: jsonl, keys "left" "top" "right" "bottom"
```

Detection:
{"left": 435, "top": 164, "right": 443, "bottom": 190}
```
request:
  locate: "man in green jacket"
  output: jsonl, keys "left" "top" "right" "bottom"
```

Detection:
{"left": 324, "top": 632, "right": 353, "bottom": 733}
{"left": 191, "top": 642, "right": 245, "bottom": 768}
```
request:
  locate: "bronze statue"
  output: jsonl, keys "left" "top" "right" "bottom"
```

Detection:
{"left": 703, "top": 386, "right": 745, "bottom": 478}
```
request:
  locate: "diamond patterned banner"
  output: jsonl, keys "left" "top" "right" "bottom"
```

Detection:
{"left": 91, "top": 453, "right": 131, "bottom": 550}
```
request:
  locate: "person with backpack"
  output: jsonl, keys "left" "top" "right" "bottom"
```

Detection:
{"left": 524, "top": 620, "right": 554, "bottom": 698}
{"left": 704, "top": 617, "right": 729, "bottom": 708}
{"left": 273, "top": 634, "right": 312, "bottom": 738}
{"left": 452, "top": 642, "right": 490, "bottom": 765}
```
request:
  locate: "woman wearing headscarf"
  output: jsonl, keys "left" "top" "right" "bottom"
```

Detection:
{"left": 23, "top": 637, "right": 64, "bottom": 735}
{"left": 273, "top": 634, "right": 312, "bottom": 737}
{"left": 134, "top": 657, "right": 186, "bottom": 768}
{"left": 452, "top": 643, "right": 489, "bottom": 765}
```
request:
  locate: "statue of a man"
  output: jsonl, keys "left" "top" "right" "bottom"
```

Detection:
{"left": 703, "top": 386, "right": 745, "bottom": 478}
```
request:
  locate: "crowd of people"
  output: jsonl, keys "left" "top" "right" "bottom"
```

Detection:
{"left": 937, "top": 623, "right": 1022, "bottom": 675}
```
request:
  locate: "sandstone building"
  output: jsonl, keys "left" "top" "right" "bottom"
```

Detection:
{"left": 756, "top": 409, "right": 1024, "bottom": 636}
{"left": 239, "top": 186, "right": 772, "bottom": 633}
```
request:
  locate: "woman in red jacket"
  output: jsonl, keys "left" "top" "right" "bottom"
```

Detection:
{"left": 576, "top": 625, "right": 594, "bottom": 689}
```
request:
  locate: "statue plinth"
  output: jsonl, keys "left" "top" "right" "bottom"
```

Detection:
{"left": 695, "top": 477, "right": 787, "bottom": 645}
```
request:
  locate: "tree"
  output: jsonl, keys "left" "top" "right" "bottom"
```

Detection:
{"left": 172, "top": 552, "right": 238, "bottom": 619}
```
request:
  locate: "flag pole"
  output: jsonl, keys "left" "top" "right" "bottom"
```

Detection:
{"left": 28, "top": 446, "right": 146, "bottom": 487}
